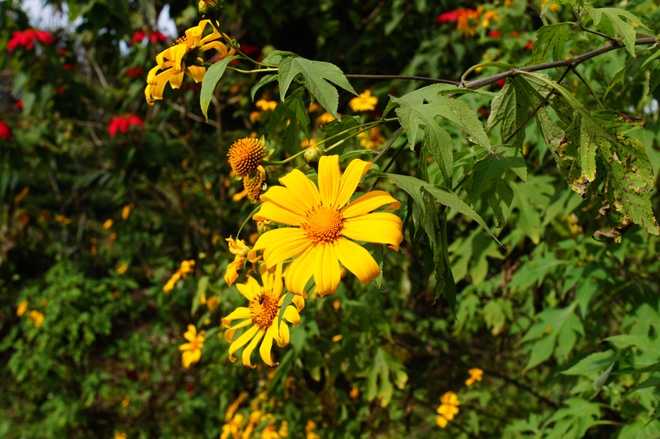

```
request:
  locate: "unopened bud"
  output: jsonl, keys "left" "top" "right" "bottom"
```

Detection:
{"left": 198, "top": 0, "right": 222, "bottom": 18}
{"left": 303, "top": 145, "right": 325, "bottom": 169}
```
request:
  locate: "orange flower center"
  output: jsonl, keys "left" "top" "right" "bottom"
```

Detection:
{"left": 249, "top": 290, "right": 279, "bottom": 330}
{"left": 302, "top": 206, "right": 344, "bottom": 245}
{"left": 228, "top": 138, "right": 266, "bottom": 176}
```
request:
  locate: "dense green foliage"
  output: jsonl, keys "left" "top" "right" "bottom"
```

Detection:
{"left": 1, "top": 0, "right": 659, "bottom": 438}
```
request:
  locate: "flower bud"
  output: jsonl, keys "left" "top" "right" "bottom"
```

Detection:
{"left": 198, "top": 0, "right": 222, "bottom": 18}
{"left": 303, "top": 145, "right": 325, "bottom": 170}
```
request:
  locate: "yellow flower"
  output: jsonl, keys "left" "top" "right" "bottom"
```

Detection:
{"left": 316, "top": 112, "right": 335, "bottom": 125}
{"left": 305, "top": 420, "right": 320, "bottom": 439}
{"left": 481, "top": 11, "right": 499, "bottom": 28}
{"left": 435, "top": 415, "right": 449, "bottom": 428}
{"left": 179, "top": 324, "right": 205, "bottom": 368}
{"left": 261, "top": 422, "right": 280, "bottom": 439}
{"left": 349, "top": 90, "right": 378, "bottom": 112}
{"left": 437, "top": 401, "right": 459, "bottom": 421}
{"left": 222, "top": 263, "right": 304, "bottom": 368}
{"left": 278, "top": 421, "right": 289, "bottom": 437}
{"left": 163, "top": 259, "right": 195, "bottom": 292}
{"left": 440, "top": 391, "right": 460, "bottom": 407}
{"left": 358, "top": 127, "right": 386, "bottom": 150}
{"left": 256, "top": 99, "right": 277, "bottom": 111}
{"left": 225, "top": 236, "right": 260, "bottom": 286}
{"left": 228, "top": 137, "right": 266, "bottom": 177}
{"left": 103, "top": 219, "right": 114, "bottom": 229}
{"left": 225, "top": 392, "right": 249, "bottom": 421}
{"left": 300, "top": 138, "right": 317, "bottom": 149}
{"left": 114, "top": 432, "right": 127, "bottom": 439}
{"left": 349, "top": 386, "right": 359, "bottom": 400}
{"left": 435, "top": 390, "right": 460, "bottom": 427}
{"left": 252, "top": 155, "right": 403, "bottom": 297}
{"left": 145, "top": 20, "right": 235, "bottom": 105}
{"left": 116, "top": 262, "right": 129, "bottom": 275}
{"left": 163, "top": 272, "right": 181, "bottom": 293}
{"left": 122, "top": 204, "right": 133, "bottom": 220}
{"left": 27, "top": 310, "right": 45, "bottom": 327}
{"left": 120, "top": 395, "right": 131, "bottom": 408}
{"left": 465, "top": 367, "right": 483, "bottom": 386}
{"left": 16, "top": 300, "right": 28, "bottom": 317}
{"left": 55, "top": 214, "right": 71, "bottom": 224}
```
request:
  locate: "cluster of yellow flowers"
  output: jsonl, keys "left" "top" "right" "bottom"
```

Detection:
{"left": 435, "top": 368, "right": 484, "bottom": 429}
{"left": 220, "top": 390, "right": 290, "bottom": 439}
{"left": 16, "top": 300, "right": 45, "bottom": 327}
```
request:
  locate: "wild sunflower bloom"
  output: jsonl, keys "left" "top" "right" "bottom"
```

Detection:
{"left": 465, "top": 367, "right": 483, "bottom": 386}
{"left": 228, "top": 137, "right": 266, "bottom": 177}
{"left": 179, "top": 324, "right": 205, "bottom": 368}
{"left": 349, "top": 90, "right": 378, "bottom": 112}
{"left": 252, "top": 155, "right": 403, "bottom": 297}
{"left": 145, "top": 19, "right": 235, "bottom": 105}
{"left": 222, "top": 263, "right": 304, "bottom": 368}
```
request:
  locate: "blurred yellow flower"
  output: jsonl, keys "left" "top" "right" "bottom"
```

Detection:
{"left": 121, "top": 395, "right": 131, "bottom": 408}
{"left": 349, "top": 386, "right": 359, "bottom": 400}
{"left": 316, "top": 112, "right": 335, "bottom": 125}
{"left": 16, "top": 300, "right": 28, "bottom": 317}
{"left": 114, "top": 432, "right": 127, "bottom": 439}
{"left": 256, "top": 99, "right": 277, "bottom": 111}
{"left": 349, "top": 90, "right": 378, "bottom": 112}
{"left": 116, "top": 262, "right": 129, "bottom": 275}
{"left": 163, "top": 259, "right": 195, "bottom": 292}
{"left": 224, "top": 236, "right": 260, "bottom": 286}
{"left": 145, "top": 20, "right": 235, "bottom": 105}
{"left": 55, "top": 214, "right": 71, "bottom": 224}
{"left": 27, "top": 310, "right": 45, "bottom": 327}
{"left": 103, "top": 219, "right": 114, "bottom": 229}
{"left": 465, "top": 367, "right": 483, "bottom": 386}
{"left": 179, "top": 324, "right": 205, "bottom": 368}
{"left": 220, "top": 413, "right": 245, "bottom": 439}
{"left": 435, "top": 390, "right": 460, "bottom": 428}
{"left": 228, "top": 137, "right": 266, "bottom": 177}
{"left": 358, "top": 127, "right": 385, "bottom": 149}
{"left": 222, "top": 263, "right": 304, "bottom": 367}
{"left": 122, "top": 204, "right": 133, "bottom": 220}
{"left": 253, "top": 155, "right": 403, "bottom": 297}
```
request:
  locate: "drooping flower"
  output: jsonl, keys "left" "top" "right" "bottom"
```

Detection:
{"left": 179, "top": 324, "right": 205, "bottom": 368}
{"left": 252, "top": 155, "right": 403, "bottom": 297}
{"left": 222, "top": 263, "right": 304, "bottom": 367}
{"left": 435, "top": 391, "right": 460, "bottom": 428}
{"left": 228, "top": 137, "right": 266, "bottom": 177}
{"left": 349, "top": 90, "right": 378, "bottom": 112}
{"left": 224, "top": 236, "right": 260, "bottom": 286}
{"left": 465, "top": 367, "right": 483, "bottom": 386}
{"left": 145, "top": 20, "right": 235, "bottom": 105}
{"left": 7, "top": 29, "right": 54, "bottom": 52}
{"left": 108, "top": 114, "right": 144, "bottom": 137}
{"left": 0, "top": 120, "right": 12, "bottom": 141}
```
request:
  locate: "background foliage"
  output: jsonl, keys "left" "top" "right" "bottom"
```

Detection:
{"left": 1, "top": 0, "right": 659, "bottom": 438}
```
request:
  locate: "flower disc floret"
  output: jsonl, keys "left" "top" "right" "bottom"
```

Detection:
{"left": 252, "top": 155, "right": 403, "bottom": 297}
{"left": 228, "top": 137, "right": 266, "bottom": 176}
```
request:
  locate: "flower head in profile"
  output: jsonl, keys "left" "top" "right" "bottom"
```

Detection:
{"left": 465, "top": 367, "right": 483, "bottom": 386}
{"left": 252, "top": 155, "right": 403, "bottom": 297}
{"left": 228, "top": 137, "right": 266, "bottom": 177}
{"left": 108, "top": 114, "right": 144, "bottom": 137}
{"left": 145, "top": 20, "right": 235, "bottom": 105}
{"left": 349, "top": 90, "right": 378, "bottom": 112}
{"left": 224, "top": 236, "right": 260, "bottom": 286}
{"left": 179, "top": 324, "right": 205, "bottom": 368}
{"left": 222, "top": 263, "right": 304, "bottom": 368}
{"left": 7, "top": 29, "right": 54, "bottom": 52}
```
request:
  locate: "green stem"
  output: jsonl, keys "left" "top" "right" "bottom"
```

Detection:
{"left": 460, "top": 61, "right": 513, "bottom": 85}
{"left": 572, "top": 66, "right": 604, "bottom": 110}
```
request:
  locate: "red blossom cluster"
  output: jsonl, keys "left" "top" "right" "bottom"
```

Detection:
{"left": 436, "top": 8, "right": 478, "bottom": 24}
{"left": 108, "top": 114, "right": 144, "bottom": 138}
{"left": 0, "top": 120, "right": 12, "bottom": 141}
{"left": 131, "top": 30, "right": 168, "bottom": 45}
{"left": 125, "top": 67, "right": 145, "bottom": 78}
{"left": 7, "top": 29, "right": 55, "bottom": 52}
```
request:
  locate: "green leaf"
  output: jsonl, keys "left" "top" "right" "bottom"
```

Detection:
{"left": 562, "top": 350, "right": 617, "bottom": 377}
{"left": 278, "top": 57, "right": 356, "bottom": 119}
{"left": 200, "top": 55, "right": 240, "bottom": 121}
{"left": 587, "top": 8, "right": 647, "bottom": 57}
{"left": 267, "top": 88, "right": 310, "bottom": 156}
{"left": 250, "top": 73, "right": 278, "bottom": 101}
{"left": 521, "top": 303, "right": 580, "bottom": 370}
{"left": 529, "top": 22, "right": 572, "bottom": 65}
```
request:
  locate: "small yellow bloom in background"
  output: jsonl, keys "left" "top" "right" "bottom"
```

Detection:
{"left": 206, "top": 295, "right": 219, "bottom": 311}
{"left": 121, "top": 204, "right": 134, "bottom": 220}
{"left": 256, "top": 99, "right": 277, "bottom": 111}
{"left": 110, "top": 232, "right": 117, "bottom": 242}
{"left": 145, "top": 20, "right": 235, "bottom": 105}
{"left": 222, "top": 263, "right": 304, "bottom": 368}
{"left": 331, "top": 334, "right": 343, "bottom": 342}
{"left": 300, "top": 138, "right": 317, "bottom": 149}
{"left": 305, "top": 420, "right": 321, "bottom": 439}
{"left": 224, "top": 391, "right": 249, "bottom": 421}
{"left": 481, "top": 10, "right": 499, "bottom": 28}
{"left": 316, "top": 111, "right": 335, "bottom": 125}
{"left": 221, "top": 413, "right": 245, "bottom": 439}
{"left": 349, "top": 89, "right": 378, "bottom": 112}
{"left": 103, "top": 219, "right": 114, "bottom": 229}
{"left": 55, "top": 214, "right": 71, "bottom": 225}
{"left": 27, "top": 310, "right": 45, "bottom": 327}
{"left": 332, "top": 299, "right": 341, "bottom": 312}
{"left": 163, "top": 260, "right": 195, "bottom": 292}
{"left": 114, "top": 432, "right": 127, "bottom": 439}
{"left": 349, "top": 386, "right": 359, "bottom": 400}
{"left": 465, "top": 367, "right": 483, "bottom": 386}
{"left": 540, "top": 0, "right": 559, "bottom": 12}
{"left": 224, "top": 236, "right": 260, "bottom": 286}
{"left": 440, "top": 391, "right": 460, "bottom": 407}
{"left": 228, "top": 137, "right": 266, "bottom": 177}
{"left": 253, "top": 155, "right": 403, "bottom": 297}
{"left": 179, "top": 324, "right": 205, "bottom": 368}
{"left": 435, "top": 415, "right": 449, "bottom": 428}
{"left": 14, "top": 186, "right": 29, "bottom": 203}
{"left": 116, "top": 262, "right": 129, "bottom": 275}
{"left": 120, "top": 395, "right": 131, "bottom": 408}
{"left": 435, "top": 390, "right": 460, "bottom": 428}
{"left": 358, "top": 127, "right": 386, "bottom": 150}
{"left": 16, "top": 300, "right": 28, "bottom": 317}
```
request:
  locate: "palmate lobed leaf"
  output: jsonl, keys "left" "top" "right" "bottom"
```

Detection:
{"left": 587, "top": 8, "right": 649, "bottom": 57}
{"left": 278, "top": 57, "right": 356, "bottom": 120}
{"left": 529, "top": 23, "right": 572, "bottom": 65}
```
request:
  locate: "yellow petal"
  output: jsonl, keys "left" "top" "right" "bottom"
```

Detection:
{"left": 179, "top": 342, "right": 193, "bottom": 351}
{"left": 336, "top": 158, "right": 372, "bottom": 209}
{"left": 228, "top": 325, "right": 259, "bottom": 362}
{"left": 318, "top": 155, "right": 340, "bottom": 207}
{"left": 278, "top": 169, "right": 321, "bottom": 207}
{"left": 236, "top": 275, "right": 260, "bottom": 300}
{"left": 334, "top": 238, "right": 380, "bottom": 284}
{"left": 283, "top": 245, "right": 318, "bottom": 296}
{"left": 186, "top": 65, "right": 207, "bottom": 83}
{"left": 200, "top": 40, "right": 228, "bottom": 56}
{"left": 291, "top": 295, "right": 305, "bottom": 312}
{"left": 255, "top": 197, "right": 306, "bottom": 225}
{"left": 282, "top": 305, "right": 301, "bottom": 326}
{"left": 342, "top": 212, "right": 403, "bottom": 250}
{"left": 342, "top": 190, "right": 401, "bottom": 218}
{"left": 313, "top": 243, "right": 341, "bottom": 297}
{"left": 253, "top": 228, "right": 310, "bottom": 268}
{"left": 224, "top": 259, "right": 242, "bottom": 285}
{"left": 259, "top": 325, "right": 278, "bottom": 367}
{"left": 169, "top": 71, "right": 185, "bottom": 89}
{"left": 241, "top": 329, "right": 264, "bottom": 368}
{"left": 222, "top": 307, "right": 251, "bottom": 325}
{"left": 223, "top": 319, "right": 252, "bottom": 342}
{"left": 277, "top": 319, "right": 290, "bottom": 347}
{"left": 183, "top": 324, "right": 197, "bottom": 341}
{"left": 168, "top": 44, "right": 189, "bottom": 72}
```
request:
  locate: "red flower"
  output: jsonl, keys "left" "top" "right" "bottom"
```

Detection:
{"left": 488, "top": 30, "right": 501, "bottom": 38}
{"left": 126, "top": 66, "right": 145, "bottom": 78}
{"left": 131, "top": 30, "right": 168, "bottom": 45}
{"left": 14, "top": 101, "right": 23, "bottom": 110}
{"left": 524, "top": 40, "right": 534, "bottom": 50}
{"left": 0, "top": 120, "right": 12, "bottom": 141}
{"left": 437, "top": 10, "right": 461, "bottom": 23}
{"left": 496, "top": 79, "right": 506, "bottom": 88}
{"left": 108, "top": 114, "right": 144, "bottom": 138}
{"left": 7, "top": 29, "right": 54, "bottom": 52}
